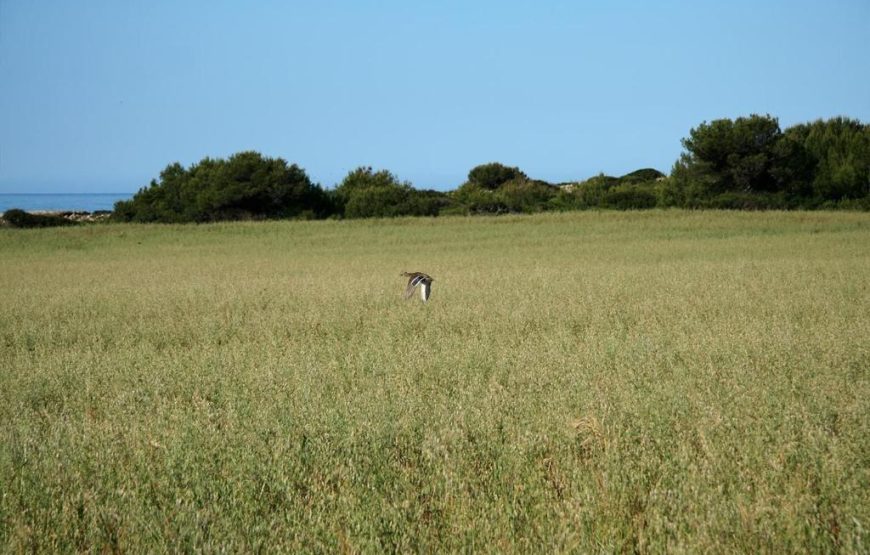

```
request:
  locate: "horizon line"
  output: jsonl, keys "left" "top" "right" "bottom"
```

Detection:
{"left": 0, "top": 192, "right": 136, "bottom": 195}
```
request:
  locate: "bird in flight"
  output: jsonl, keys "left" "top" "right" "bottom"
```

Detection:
{"left": 401, "top": 271, "right": 434, "bottom": 302}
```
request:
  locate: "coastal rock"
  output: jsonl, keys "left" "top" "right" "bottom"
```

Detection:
{"left": 1, "top": 209, "right": 112, "bottom": 227}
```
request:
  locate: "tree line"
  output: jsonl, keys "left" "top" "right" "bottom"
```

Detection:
{"left": 103, "top": 114, "right": 870, "bottom": 222}
{"left": 666, "top": 115, "right": 869, "bottom": 209}
{"left": 6, "top": 114, "right": 867, "bottom": 227}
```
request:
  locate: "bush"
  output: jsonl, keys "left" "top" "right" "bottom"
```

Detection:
{"left": 406, "top": 189, "right": 453, "bottom": 216}
{"left": 602, "top": 183, "right": 659, "bottom": 209}
{"left": 113, "top": 152, "right": 329, "bottom": 223}
{"left": 660, "top": 158, "right": 720, "bottom": 208}
{"left": 568, "top": 174, "right": 618, "bottom": 208}
{"left": 450, "top": 183, "right": 509, "bottom": 215}
{"left": 620, "top": 168, "right": 665, "bottom": 184}
{"left": 2, "top": 209, "right": 78, "bottom": 228}
{"left": 497, "top": 179, "right": 558, "bottom": 213}
{"left": 334, "top": 167, "right": 448, "bottom": 218}
{"left": 820, "top": 197, "right": 870, "bottom": 211}
{"left": 467, "top": 162, "right": 527, "bottom": 190}
{"left": 669, "top": 115, "right": 870, "bottom": 207}
{"left": 547, "top": 188, "right": 587, "bottom": 211}
{"left": 702, "top": 192, "right": 786, "bottom": 210}
{"left": 679, "top": 114, "right": 783, "bottom": 195}
{"left": 449, "top": 177, "right": 556, "bottom": 215}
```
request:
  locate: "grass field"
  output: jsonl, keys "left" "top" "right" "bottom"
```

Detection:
{"left": 1, "top": 210, "right": 868, "bottom": 552}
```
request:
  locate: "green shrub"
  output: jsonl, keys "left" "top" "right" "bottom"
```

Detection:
{"left": 703, "top": 192, "right": 786, "bottom": 210}
{"left": 467, "top": 162, "right": 527, "bottom": 190}
{"left": 343, "top": 186, "right": 412, "bottom": 218}
{"left": 113, "top": 152, "right": 329, "bottom": 223}
{"left": 602, "top": 183, "right": 659, "bottom": 209}
{"left": 546, "top": 188, "right": 588, "bottom": 211}
{"left": 449, "top": 178, "right": 557, "bottom": 215}
{"left": 568, "top": 174, "right": 618, "bottom": 208}
{"left": 620, "top": 168, "right": 665, "bottom": 184}
{"left": 669, "top": 115, "right": 870, "bottom": 207}
{"left": 820, "top": 196, "right": 870, "bottom": 211}
{"left": 335, "top": 167, "right": 449, "bottom": 218}
{"left": 2, "top": 209, "right": 78, "bottom": 228}
{"left": 497, "top": 179, "right": 558, "bottom": 213}
{"left": 450, "top": 183, "right": 509, "bottom": 215}
{"left": 406, "top": 189, "right": 453, "bottom": 216}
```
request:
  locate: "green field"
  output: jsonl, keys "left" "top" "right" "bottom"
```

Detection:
{"left": 1, "top": 211, "right": 868, "bottom": 552}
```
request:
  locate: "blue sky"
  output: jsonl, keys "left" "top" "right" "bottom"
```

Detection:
{"left": 1, "top": 1, "right": 868, "bottom": 193}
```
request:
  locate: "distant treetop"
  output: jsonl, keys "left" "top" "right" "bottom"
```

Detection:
{"left": 620, "top": 168, "right": 665, "bottom": 183}
{"left": 467, "top": 162, "right": 528, "bottom": 190}
{"left": 105, "top": 114, "right": 868, "bottom": 224}
{"left": 113, "top": 151, "right": 329, "bottom": 223}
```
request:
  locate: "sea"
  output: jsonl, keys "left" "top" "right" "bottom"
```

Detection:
{"left": 0, "top": 193, "right": 133, "bottom": 213}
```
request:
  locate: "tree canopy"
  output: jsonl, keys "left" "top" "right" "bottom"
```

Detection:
{"left": 106, "top": 115, "right": 869, "bottom": 224}
{"left": 664, "top": 115, "right": 870, "bottom": 208}
{"left": 113, "top": 152, "right": 328, "bottom": 223}
{"left": 467, "top": 162, "right": 528, "bottom": 190}
{"left": 333, "top": 167, "right": 448, "bottom": 219}
{"left": 773, "top": 117, "right": 870, "bottom": 202}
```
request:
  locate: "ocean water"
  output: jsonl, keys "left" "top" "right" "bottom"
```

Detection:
{"left": 0, "top": 193, "right": 133, "bottom": 213}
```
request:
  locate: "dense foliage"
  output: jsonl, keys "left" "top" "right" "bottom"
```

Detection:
{"left": 466, "top": 162, "right": 528, "bottom": 190}
{"left": 332, "top": 167, "right": 448, "bottom": 218}
{"left": 105, "top": 116, "right": 868, "bottom": 223}
{"left": 113, "top": 152, "right": 330, "bottom": 223}
{"left": 2, "top": 209, "right": 78, "bottom": 228}
{"left": 445, "top": 163, "right": 557, "bottom": 215}
{"left": 664, "top": 115, "right": 870, "bottom": 208}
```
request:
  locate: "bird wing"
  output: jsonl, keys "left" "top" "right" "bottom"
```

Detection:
{"left": 403, "top": 278, "right": 417, "bottom": 299}
{"left": 401, "top": 272, "right": 434, "bottom": 300}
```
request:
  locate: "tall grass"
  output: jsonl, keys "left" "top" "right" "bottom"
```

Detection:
{"left": 1, "top": 211, "right": 868, "bottom": 552}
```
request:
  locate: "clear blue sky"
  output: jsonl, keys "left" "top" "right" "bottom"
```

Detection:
{"left": 1, "top": 0, "right": 868, "bottom": 193}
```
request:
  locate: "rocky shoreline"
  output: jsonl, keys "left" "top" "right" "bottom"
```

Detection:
{"left": 0, "top": 209, "right": 113, "bottom": 227}
{"left": 26, "top": 210, "right": 113, "bottom": 222}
